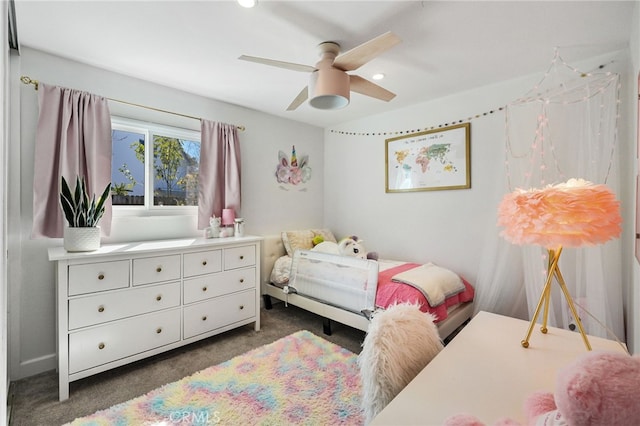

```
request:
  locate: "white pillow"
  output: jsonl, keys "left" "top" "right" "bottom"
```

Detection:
{"left": 270, "top": 255, "right": 293, "bottom": 285}
{"left": 281, "top": 229, "right": 336, "bottom": 257}
{"left": 391, "top": 263, "right": 464, "bottom": 307}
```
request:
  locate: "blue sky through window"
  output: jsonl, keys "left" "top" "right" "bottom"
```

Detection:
{"left": 112, "top": 129, "right": 145, "bottom": 196}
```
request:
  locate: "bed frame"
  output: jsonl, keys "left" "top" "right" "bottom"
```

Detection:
{"left": 260, "top": 235, "right": 474, "bottom": 340}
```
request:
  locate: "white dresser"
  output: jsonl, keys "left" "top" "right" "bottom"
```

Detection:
{"left": 48, "top": 236, "right": 262, "bottom": 401}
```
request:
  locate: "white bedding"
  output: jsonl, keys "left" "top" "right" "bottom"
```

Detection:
{"left": 261, "top": 233, "right": 475, "bottom": 340}
{"left": 270, "top": 255, "right": 293, "bottom": 285}
{"left": 391, "top": 263, "right": 465, "bottom": 306}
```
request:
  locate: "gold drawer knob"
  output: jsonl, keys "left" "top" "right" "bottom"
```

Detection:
{"left": 98, "top": 343, "right": 105, "bottom": 350}
{"left": 156, "top": 328, "right": 162, "bottom": 334}
{"left": 156, "top": 295, "right": 162, "bottom": 301}
{"left": 202, "top": 316, "right": 207, "bottom": 321}
{"left": 239, "top": 305, "right": 244, "bottom": 310}
{"left": 98, "top": 306, "right": 105, "bottom": 313}
{"left": 98, "top": 274, "right": 105, "bottom": 280}
{"left": 156, "top": 266, "right": 162, "bottom": 273}
{"left": 202, "top": 260, "right": 207, "bottom": 266}
{"left": 202, "top": 286, "right": 208, "bottom": 292}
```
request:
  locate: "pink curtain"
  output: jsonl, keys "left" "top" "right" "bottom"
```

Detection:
{"left": 198, "top": 120, "right": 241, "bottom": 229}
{"left": 31, "top": 83, "right": 112, "bottom": 238}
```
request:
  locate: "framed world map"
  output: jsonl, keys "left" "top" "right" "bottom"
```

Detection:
{"left": 385, "top": 123, "right": 470, "bottom": 192}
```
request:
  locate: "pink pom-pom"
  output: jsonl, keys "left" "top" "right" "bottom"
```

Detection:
{"left": 555, "top": 351, "right": 640, "bottom": 426}
{"left": 442, "top": 413, "right": 486, "bottom": 426}
{"left": 493, "top": 419, "right": 522, "bottom": 426}
{"left": 523, "top": 391, "right": 557, "bottom": 422}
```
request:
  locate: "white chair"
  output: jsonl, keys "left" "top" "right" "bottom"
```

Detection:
{"left": 358, "top": 304, "right": 444, "bottom": 424}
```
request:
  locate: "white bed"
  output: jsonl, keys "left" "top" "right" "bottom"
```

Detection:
{"left": 260, "top": 234, "right": 474, "bottom": 341}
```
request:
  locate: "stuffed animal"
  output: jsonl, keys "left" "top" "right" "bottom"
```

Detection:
{"left": 312, "top": 237, "right": 365, "bottom": 258}
{"left": 205, "top": 216, "right": 221, "bottom": 238}
{"left": 311, "top": 235, "right": 378, "bottom": 260}
{"left": 443, "top": 350, "right": 640, "bottom": 426}
{"left": 346, "top": 235, "right": 378, "bottom": 260}
{"left": 532, "top": 350, "right": 640, "bottom": 426}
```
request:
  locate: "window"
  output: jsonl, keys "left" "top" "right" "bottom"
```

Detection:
{"left": 111, "top": 118, "right": 201, "bottom": 212}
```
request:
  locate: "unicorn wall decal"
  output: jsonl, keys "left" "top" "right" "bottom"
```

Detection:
{"left": 275, "top": 145, "right": 312, "bottom": 186}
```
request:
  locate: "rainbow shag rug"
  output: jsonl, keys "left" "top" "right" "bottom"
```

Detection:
{"left": 67, "top": 330, "right": 364, "bottom": 425}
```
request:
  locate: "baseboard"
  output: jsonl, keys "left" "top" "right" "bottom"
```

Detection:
{"left": 6, "top": 381, "right": 15, "bottom": 425}
{"left": 13, "top": 353, "right": 56, "bottom": 381}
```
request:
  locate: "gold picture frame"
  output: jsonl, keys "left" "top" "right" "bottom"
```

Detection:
{"left": 385, "top": 123, "right": 471, "bottom": 192}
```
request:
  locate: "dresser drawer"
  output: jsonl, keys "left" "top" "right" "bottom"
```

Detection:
{"left": 68, "top": 260, "right": 130, "bottom": 296}
{"left": 183, "top": 268, "right": 256, "bottom": 304}
{"left": 183, "top": 249, "right": 222, "bottom": 278}
{"left": 69, "top": 308, "right": 181, "bottom": 374}
{"left": 224, "top": 246, "right": 256, "bottom": 270}
{"left": 68, "top": 282, "right": 181, "bottom": 330}
{"left": 183, "top": 290, "right": 255, "bottom": 339}
{"left": 132, "top": 255, "right": 181, "bottom": 286}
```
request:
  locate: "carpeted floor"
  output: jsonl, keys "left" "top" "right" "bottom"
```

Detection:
{"left": 8, "top": 302, "right": 366, "bottom": 426}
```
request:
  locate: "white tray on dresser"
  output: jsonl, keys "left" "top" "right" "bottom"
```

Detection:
{"left": 49, "top": 236, "right": 262, "bottom": 401}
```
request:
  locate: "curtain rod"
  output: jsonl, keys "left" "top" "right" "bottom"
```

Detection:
{"left": 20, "top": 76, "right": 246, "bottom": 132}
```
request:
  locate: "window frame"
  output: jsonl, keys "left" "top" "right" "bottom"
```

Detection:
{"left": 111, "top": 116, "right": 201, "bottom": 217}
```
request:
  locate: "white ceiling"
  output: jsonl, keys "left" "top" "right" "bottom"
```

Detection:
{"left": 13, "top": 1, "right": 636, "bottom": 128}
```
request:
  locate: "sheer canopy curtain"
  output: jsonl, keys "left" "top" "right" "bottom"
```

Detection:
{"left": 198, "top": 120, "right": 241, "bottom": 229}
{"left": 474, "top": 52, "right": 624, "bottom": 341}
{"left": 31, "top": 83, "right": 112, "bottom": 238}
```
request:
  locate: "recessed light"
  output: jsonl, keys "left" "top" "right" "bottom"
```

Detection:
{"left": 372, "top": 73, "right": 385, "bottom": 81}
{"left": 237, "top": 0, "right": 257, "bottom": 8}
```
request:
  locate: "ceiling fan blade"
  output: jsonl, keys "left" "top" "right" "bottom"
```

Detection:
{"left": 287, "top": 86, "right": 309, "bottom": 111}
{"left": 349, "top": 75, "right": 396, "bottom": 102}
{"left": 238, "top": 55, "right": 316, "bottom": 73}
{"left": 333, "top": 32, "right": 401, "bottom": 71}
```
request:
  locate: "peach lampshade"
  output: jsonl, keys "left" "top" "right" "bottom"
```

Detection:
{"left": 497, "top": 178, "right": 622, "bottom": 249}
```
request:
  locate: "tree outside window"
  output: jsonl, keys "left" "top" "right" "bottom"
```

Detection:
{"left": 111, "top": 121, "right": 201, "bottom": 208}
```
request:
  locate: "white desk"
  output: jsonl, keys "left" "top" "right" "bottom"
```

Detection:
{"left": 372, "top": 311, "right": 627, "bottom": 425}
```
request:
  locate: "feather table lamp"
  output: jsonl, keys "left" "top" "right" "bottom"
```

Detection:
{"left": 497, "top": 178, "right": 621, "bottom": 350}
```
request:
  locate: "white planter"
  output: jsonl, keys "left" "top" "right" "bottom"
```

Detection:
{"left": 64, "top": 226, "right": 101, "bottom": 252}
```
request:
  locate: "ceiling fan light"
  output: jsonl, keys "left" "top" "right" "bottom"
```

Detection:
{"left": 308, "top": 69, "right": 350, "bottom": 110}
{"left": 237, "top": 0, "right": 257, "bottom": 8}
{"left": 309, "top": 93, "right": 350, "bottom": 110}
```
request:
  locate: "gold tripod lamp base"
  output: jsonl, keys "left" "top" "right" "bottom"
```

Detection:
{"left": 521, "top": 246, "right": 592, "bottom": 351}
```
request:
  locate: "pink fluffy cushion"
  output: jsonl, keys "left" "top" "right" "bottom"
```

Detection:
{"left": 442, "top": 414, "right": 521, "bottom": 426}
{"left": 555, "top": 351, "right": 640, "bottom": 426}
{"left": 523, "top": 391, "right": 560, "bottom": 425}
{"left": 442, "top": 414, "right": 486, "bottom": 426}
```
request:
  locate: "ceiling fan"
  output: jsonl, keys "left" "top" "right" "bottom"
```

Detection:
{"left": 238, "top": 31, "right": 401, "bottom": 111}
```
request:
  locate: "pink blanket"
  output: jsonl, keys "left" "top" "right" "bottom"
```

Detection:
{"left": 375, "top": 263, "right": 475, "bottom": 323}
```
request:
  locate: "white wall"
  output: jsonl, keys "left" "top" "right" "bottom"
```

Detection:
{"left": 1, "top": 1, "right": 9, "bottom": 423}
{"left": 629, "top": 0, "right": 640, "bottom": 355}
{"left": 324, "top": 49, "right": 636, "bottom": 347}
{"left": 324, "top": 74, "right": 538, "bottom": 282}
{"left": 8, "top": 47, "right": 324, "bottom": 379}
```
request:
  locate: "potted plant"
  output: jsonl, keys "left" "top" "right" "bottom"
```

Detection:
{"left": 60, "top": 175, "right": 111, "bottom": 252}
